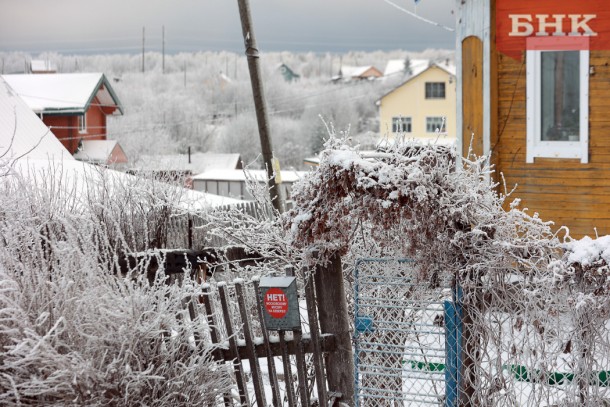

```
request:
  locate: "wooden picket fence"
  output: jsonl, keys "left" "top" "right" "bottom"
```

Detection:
{"left": 123, "top": 250, "right": 354, "bottom": 406}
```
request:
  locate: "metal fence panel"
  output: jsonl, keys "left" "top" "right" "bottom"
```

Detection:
{"left": 354, "top": 259, "right": 452, "bottom": 407}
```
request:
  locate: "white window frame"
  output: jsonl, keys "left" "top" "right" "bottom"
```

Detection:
{"left": 391, "top": 116, "right": 412, "bottom": 133}
{"left": 526, "top": 37, "right": 589, "bottom": 163}
{"left": 425, "top": 116, "right": 445, "bottom": 133}
{"left": 425, "top": 82, "right": 446, "bottom": 99}
{"left": 78, "top": 114, "right": 87, "bottom": 134}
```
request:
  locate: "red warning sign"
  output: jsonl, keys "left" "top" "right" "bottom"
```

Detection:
{"left": 264, "top": 287, "right": 289, "bottom": 319}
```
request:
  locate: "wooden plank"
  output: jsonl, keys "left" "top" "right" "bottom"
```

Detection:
{"left": 219, "top": 283, "right": 250, "bottom": 406}
{"left": 210, "top": 333, "right": 337, "bottom": 361}
{"left": 201, "top": 285, "right": 233, "bottom": 407}
{"left": 313, "top": 253, "right": 355, "bottom": 404}
{"left": 284, "top": 265, "right": 310, "bottom": 407}
{"left": 279, "top": 331, "right": 297, "bottom": 407}
{"left": 252, "top": 278, "right": 282, "bottom": 406}
{"left": 462, "top": 36, "right": 484, "bottom": 158}
{"left": 234, "top": 280, "right": 266, "bottom": 407}
{"left": 305, "top": 268, "right": 327, "bottom": 406}
{"left": 185, "top": 295, "right": 202, "bottom": 349}
{"left": 490, "top": 0, "right": 500, "bottom": 177}
{"left": 292, "top": 329, "right": 310, "bottom": 407}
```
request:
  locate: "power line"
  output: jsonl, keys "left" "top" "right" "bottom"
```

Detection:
{"left": 382, "top": 0, "right": 454, "bottom": 32}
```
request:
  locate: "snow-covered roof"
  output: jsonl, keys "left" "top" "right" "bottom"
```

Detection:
{"left": 8, "top": 158, "right": 242, "bottom": 211}
{"left": 0, "top": 77, "right": 73, "bottom": 161}
{"left": 1, "top": 73, "right": 123, "bottom": 115}
{"left": 383, "top": 58, "right": 429, "bottom": 77}
{"left": 134, "top": 153, "right": 242, "bottom": 174}
{"left": 303, "top": 156, "right": 320, "bottom": 166}
{"left": 192, "top": 169, "right": 308, "bottom": 183}
{"left": 340, "top": 65, "right": 382, "bottom": 78}
{"left": 73, "top": 140, "right": 128, "bottom": 165}
{"left": 30, "top": 60, "right": 57, "bottom": 73}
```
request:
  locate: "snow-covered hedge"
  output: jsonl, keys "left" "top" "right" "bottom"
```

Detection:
{"left": 0, "top": 167, "right": 230, "bottom": 406}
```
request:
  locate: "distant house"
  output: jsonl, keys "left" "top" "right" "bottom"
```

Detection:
{"left": 377, "top": 63, "right": 456, "bottom": 141}
{"left": 73, "top": 140, "right": 128, "bottom": 166}
{"left": 277, "top": 63, "right": 300, "bottom": 82}
{"left": 30, "top": 60, "right": 57, "bottom": 74}
{"left": 192, "top": 169, "right": 307, "bottom": 202}
{"left": 334, "top": 65, "right": 383, "bottom": 82}
{"left": 131, "top": 152, "right": 243, "bottom": 183}
{"left": 1, "top": 73, "right": 124, "bottom": 156}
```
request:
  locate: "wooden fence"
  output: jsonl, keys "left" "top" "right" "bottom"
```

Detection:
{"left": 166, "top": 201, "right": 269, "bottom": 250}
{"left": 123, "top": 250, "right": 354, "bottom": 406}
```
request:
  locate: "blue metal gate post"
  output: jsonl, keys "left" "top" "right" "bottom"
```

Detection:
{"left": 444, "top": 286, "right": 462, "bottom": 407}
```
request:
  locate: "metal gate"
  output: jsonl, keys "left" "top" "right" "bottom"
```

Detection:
{"left": 354, "top": 259, "right": 456, "bottom": 406}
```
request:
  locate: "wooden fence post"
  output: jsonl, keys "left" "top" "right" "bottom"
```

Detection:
{"left": 313, "top": 252, "right": 355, "bottom": 406}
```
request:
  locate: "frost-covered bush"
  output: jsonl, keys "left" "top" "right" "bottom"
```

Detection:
{"left": 284, "top": 136, "right": 559, "bottom": 281}
{"left": 0, "top": 166, "right": 230, "bottom": 406}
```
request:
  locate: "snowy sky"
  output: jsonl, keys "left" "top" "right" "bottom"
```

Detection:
{"left": 0, "top": 0, "right": 456, "bottom": 54}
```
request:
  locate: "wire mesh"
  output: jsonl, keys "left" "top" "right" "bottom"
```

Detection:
{"left": 460, "top": 274, "right": 610, "bottom": 407}
{"left": 354, "top": 259, "right": 452, "bottom": 407}
{"left": 354, "top": 259, "right": 610, "bottom": 406}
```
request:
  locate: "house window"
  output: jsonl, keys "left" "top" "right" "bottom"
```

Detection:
{"left": 425, "top": 82, "right": 445, "bottom": 99}
{"left": 526, "top": 37, "right": 589, "bottom": 163}
{"left": 391, "top": 117, "right": 412, "bottom": 133}
{"left": 426, "top": 116, "right": 445, "bottom": 133}
{"left": 78, "top": 115, "right": 87, "bottom": 133}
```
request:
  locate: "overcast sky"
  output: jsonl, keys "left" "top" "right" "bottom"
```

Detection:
{"left": 0, "top": 0, "right": 456, "bottom": 54}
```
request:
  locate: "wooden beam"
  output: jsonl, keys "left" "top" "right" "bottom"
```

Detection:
{"left": 211, "top": 334, "right": 337, "bottom": 361}
{"left": 462, "top": 36, "right": 485, "bottom": 158}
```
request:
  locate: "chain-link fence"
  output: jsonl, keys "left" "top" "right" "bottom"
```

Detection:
{"left": 354, "top": 259, "right": 610, "bottom": 407}
{"left": 354, "top": 259, "right": 452, "bottom": 406}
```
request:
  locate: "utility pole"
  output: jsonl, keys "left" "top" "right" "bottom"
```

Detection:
{"left": 236, "top": 0, "right": 284, "bottom": 214}
{"left": 142, "top": 26, "right": 145, "bottom": 73}
{"left": 162, "top": 25, "right": 165, "bottom": 74}
{"left": 184, "top": 61, "right": 187, "bottom": 88}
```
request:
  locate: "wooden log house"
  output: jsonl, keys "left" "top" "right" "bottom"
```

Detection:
{"left": 457, "top": 0, "right": 610, "bottom": 237}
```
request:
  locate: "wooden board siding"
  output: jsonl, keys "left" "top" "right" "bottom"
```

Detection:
{"left": 43, "top": 115, "right": 80, "bottom": 154}
{"left": 86, "top": 96, "right": 108, "bottom": 143}
{"left": 41, "top": 96, "right": 108, "bottom": 154}
{"left": 495, "top": 50, "right": 610, "bottom": 238}
{"left": 462, "top": 36, "right": 484, "bottom": 158}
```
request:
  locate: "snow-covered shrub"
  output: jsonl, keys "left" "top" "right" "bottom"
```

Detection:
{"left": 0, "top": 166, "right": 230, "bottom": 406}
{"left": 284, "top": 136, "right": 560, "bottom": 281}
